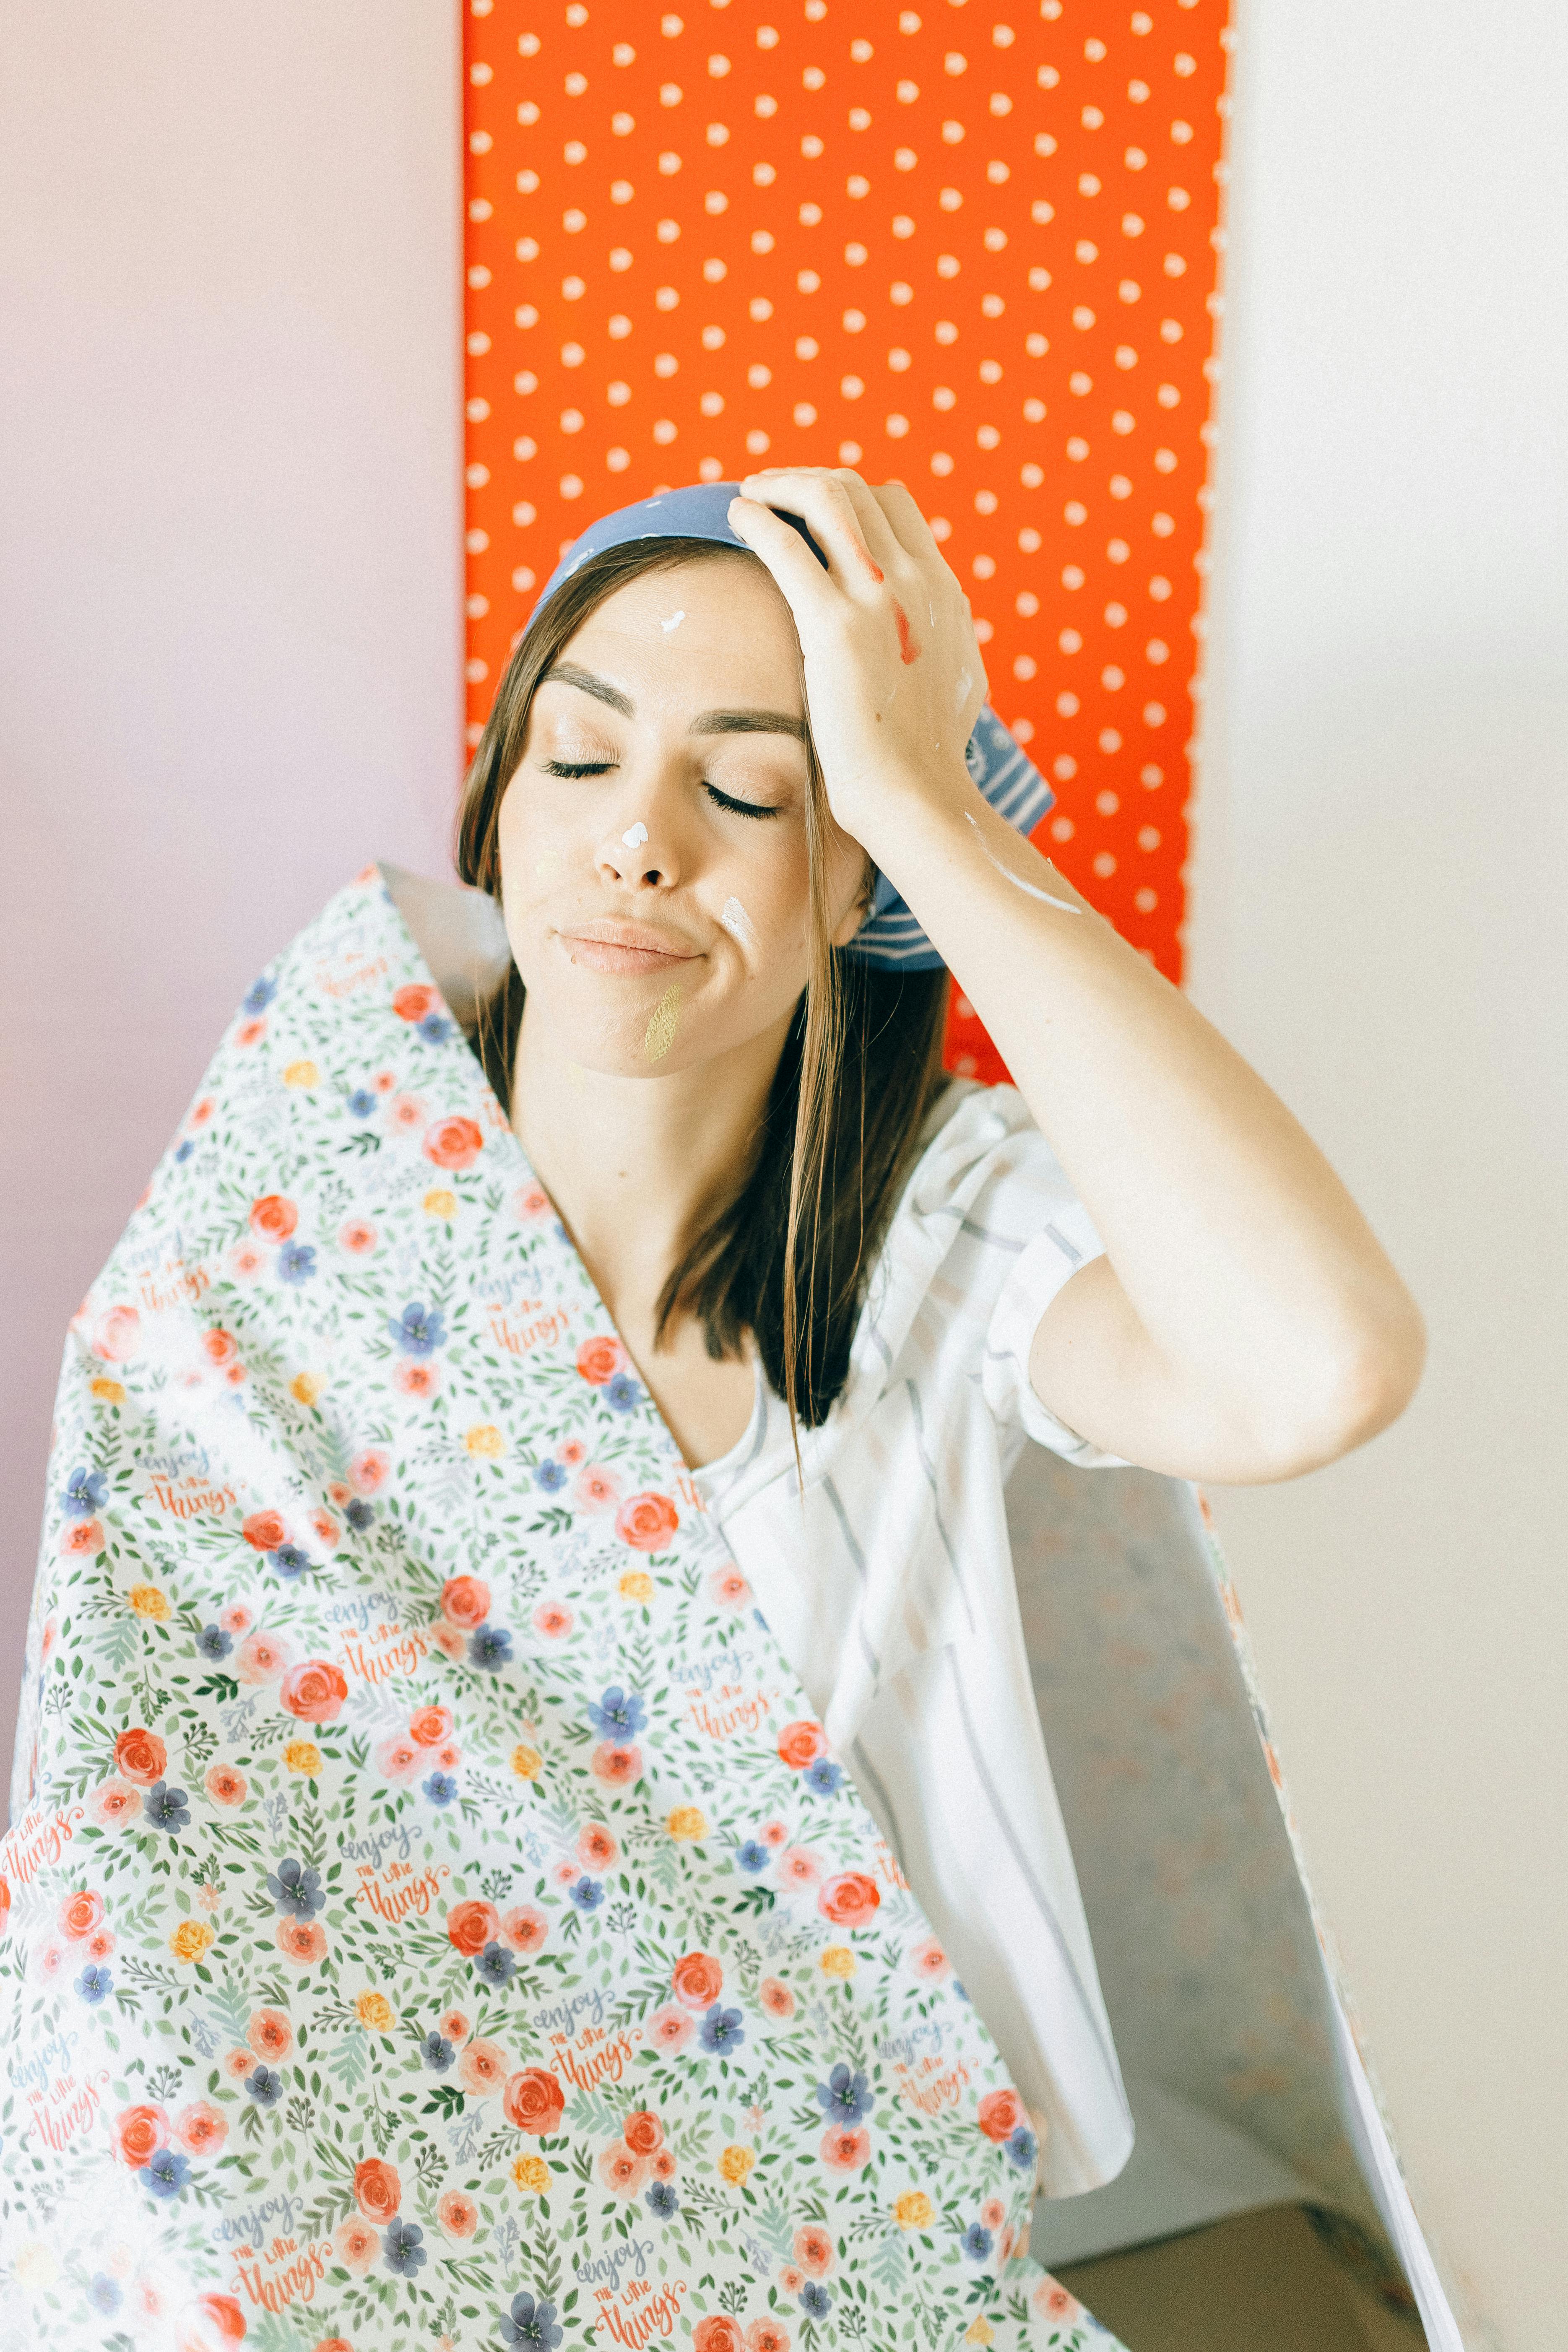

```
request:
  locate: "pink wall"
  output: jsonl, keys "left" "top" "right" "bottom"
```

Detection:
{"left": 0, "top": 3, "right": 465, "bottom": 1770}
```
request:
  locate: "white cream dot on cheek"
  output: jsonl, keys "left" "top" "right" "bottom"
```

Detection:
{"left": 621, "top": 821, "right": 649, "bottom": 848}
{"left": 720, "top": 895, "right": 758, "bottom": 952}
{"left": 660, "top": 610, "right": 686, "bottom": 634}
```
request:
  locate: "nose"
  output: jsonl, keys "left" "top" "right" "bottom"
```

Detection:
{"left": 594, "top": 770, "right": 689, "bottom": 892}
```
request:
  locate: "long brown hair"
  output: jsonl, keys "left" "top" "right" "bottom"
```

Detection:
{"left": 455, "top": 538, "right": 950, "bottom": 1430}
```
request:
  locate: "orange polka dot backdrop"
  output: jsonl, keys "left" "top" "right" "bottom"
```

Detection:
{"left": 463, "top": 0, "right": 1234, "bottom": 1081}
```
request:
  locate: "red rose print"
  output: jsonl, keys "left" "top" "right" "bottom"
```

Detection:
{"left": 776, "top": 1720, "right": 827, "bottom": 1771}
{"left": 437, "top": 2188, "right": 478, "bottom": 2239}
{"left": 92, "top": 1304, "right": 142, "bottom": 1362}
{"left": 818, "top": 1872, "right": 881, "bottom": 1929}
{"left": 794, "top": 2225, "right": 835, "bottom": 2275}
{"left": 177, "top": 2293, "right": 246, "bottom": 2349}
{"left": 758, "top": 1977, "right": 795, "bottom": 2019}
{"left": 353, "top": 2157, "right": 401, "bottom": 2221}
{"left": 575, "top": 1335, "right": 624, "bottom": 1385}
{"left": 623, "top": 2109, "right": 663, "bottom": 2155}
{"left": 241, "top": 1509, "right": 287, "bottom": 1553}
{"left": 249, "top": 1195, "right": 299, "bottom": 1242}
{"left": 693, "top": 2319, "right": 745, "bottom": 2352}
{"left": 977, "top": 2087, "right": 1026, "bottom": 2144}
{"left": 58, "top": 1889, "right": 104, "bottom": 1940}
{"left": 590, "top": 1742, "right": 641, "bottom": 1785}
{"left": 598, "top": 2141, "right": 650, "bottom": 2196}
{"left": 441, "top": 1575, "right": 491, "bottom": 1630}
{"left": 614, "top": 1491, "right": 680, "bottom": 1552}
{"left": 173, "top": 2103, "right": 227, "bottom": 2156}
{"left": 408, "top": 1705, "right": 452, "bottom": 1746}
{"left": 112, "top": 2103, "right": 169, "bottom": 2168}
{"left": 446, "top": 1899, "right": 499, "bottom": 1957}
{"left": 671, "top": 1950, "right": 723, "bottom": 2009}
{"left": 499, "top": 1905, "right": 548, "bottom": 1955}
{"left": 423, "top": 1115, "right": 484, "bottom": 1171}
{"left": 201, "top": 1329, "right": 237, "bottom": 1367}
{"left": 392, "top": 982, "right": 438, "bottom": 1022}
{"left": 502, "top": 2067, "right": 566, "bottom": 2134}
{"left": 279, "top": 1659, "right": 348, "bottom": 1723}
{"left": 820, "top": 2125, "right": 871, "bottom": 2171}
{"left": 746, "top": 2325, "right": 791, "bottom": 2352}
{"left": 113, "top": 1727, "right": 167, "bottom": 1787}
{"left": 276, "top": 1918, "right": 328, "bottom": 1966}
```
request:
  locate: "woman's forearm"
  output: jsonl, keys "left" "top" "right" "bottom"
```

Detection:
{"left": 858, "top": 772, "right": 1428, "bottom": 1443}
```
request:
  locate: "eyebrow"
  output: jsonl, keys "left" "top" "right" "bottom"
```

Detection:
{"left": 541, "top": 663, "right": 806, "bottom": 742}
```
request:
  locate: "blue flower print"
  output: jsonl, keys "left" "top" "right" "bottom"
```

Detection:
{"left": 347, "top": 1088, "right": 378, "bottom": 1118}
{"left": 75, "top": 1963, "right": 112, "bottom": 2004}
{"left": 382, "top": 2217, "right": 426, "bottom": 2276}
{"left": 277, "top": 1240, "right": 317, "bottom": 1285}
{"left": 389, "top": 1301, "right": 447, "bottom": 1357}
{"left": 270, "top": 1544, "right": 310, "bottom": 1579}
{"left": 246, "top": 2065, "right": 285, "bottom": 2107}
{"left": 197, "top": 1623, "right": 232, "bottom": 1660}
{"left": 346, "top": 1497, "right": 375, "bottom": 1531}
{"left": 242, "top": 974, "right": 276, "bottom": 1014}
{"left": 501, "top": 2292, "right": 564, "bottom": 2350}
{"left": 421, "top": 2030, "right": 455, "bottom": 2071}
{"left": 469, "top": 1623, "right": 513, "bottom": 1672}
{"left": 145, "top": 2146, "right": 191, "bottom": 2199}
{"left": 603, "top": 1372, "right": 642, "bottom": 1413}
{"left": 815, "top": 2064, "right": 872, "bottom": 2125}
{"left": 175, "top": 1139, "right": 195, "bottom": 1163}
{"left": 799, "top": 2282, "right": 833, "bottom": 2318}
{"left": 1006, "top": 2123, "right": 1038, "bottom": 2173}
{"left": 533, "top": 1458, "right": 567, "bottom": 1493}
{"left": 736, "top": 1840, "right": 770, "bottom": 1874}
{"left": 586, "top": 1685, "right": 647, "bottom": 1739}
{"left": 88, "top": 2276, "right": 122, "bottom": 2316}
{"left": 568, "top": 1876, "right": 604, "bottom": 1913}
{"left": 418, "top": 1012, "right": 452, "bottom": 1044}
{"left": 144, "top": 1780, "right": 190, "bottom": 1834}
{"left": 645, "top": 2179, "right": 679, "bottom": 2218}
{"left": 699, "top": 2003, "right": 745, "bottom": 2054}
{"left": 266, "top": 1857, "right": 325, "bottom": 1918}
{"left": 962, "top": 2222, "right": 993, "bottom": 2262}
{"left": 60, "top": 1466, "right": 107, "bottom": 1520}
{"left": 476, "top": 1941, "right": 516, "bottom": 1988}
{"left": 804, "top": 1758, "right": 843, "bottom": 1797}
{"left": 422, "top": 1770, "right": 458, "bottom": 1806}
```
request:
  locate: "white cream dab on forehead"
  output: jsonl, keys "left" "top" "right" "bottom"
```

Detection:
{"left": 621, "top": 822, "right": 649, "bottom": 848}
{"left": 660, "top": 610, "right": 686, "bottom": 634}
{"left": 720, "top": 896, "right": 758, "bottom": 950}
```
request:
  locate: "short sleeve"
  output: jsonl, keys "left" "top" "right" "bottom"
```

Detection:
{"left": 981, "top": 1185, "right": 1135, "bottom": 1470}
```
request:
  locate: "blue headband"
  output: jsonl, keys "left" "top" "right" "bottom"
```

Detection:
{"left": 530, "top": 483, "right": 1053, "bottom": 972}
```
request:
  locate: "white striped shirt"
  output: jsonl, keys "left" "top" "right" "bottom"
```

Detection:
{"left": 690, "top": 1076, "right": 1139, "bottom": 2197}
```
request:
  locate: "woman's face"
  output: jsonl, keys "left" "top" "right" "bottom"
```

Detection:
{"left": 496, "top": 553, "right": 869, "bottom": 1079}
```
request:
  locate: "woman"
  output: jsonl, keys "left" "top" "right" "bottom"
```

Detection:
{"left": 5, "top": 470, "right": 1425, "bottom": 2350}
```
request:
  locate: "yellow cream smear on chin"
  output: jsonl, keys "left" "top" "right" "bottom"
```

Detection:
{"left": 642, "top": 984, "right": 682, "bottom": 1062}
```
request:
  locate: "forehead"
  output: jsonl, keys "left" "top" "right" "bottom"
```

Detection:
{"left": 554, "top": 555, "right": 805, "bottom": 714}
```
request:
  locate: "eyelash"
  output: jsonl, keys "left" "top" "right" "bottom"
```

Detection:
{"left": 540, "top": 759, "right": 779, "bottom": 822}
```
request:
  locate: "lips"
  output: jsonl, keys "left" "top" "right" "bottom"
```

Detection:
{"left": 559, "top": 920, "right": 701, "bottom": 977}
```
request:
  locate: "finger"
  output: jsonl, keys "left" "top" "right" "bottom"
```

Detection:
{"left": 828, "top": 470, "right": 912, "bottom": 577}
{"left": 735, "top": 468, "right": 892, "bottom": 595}
{"left": 869, "top": 481, "right": 944, "bottom": 567}
{"left": 725, "top": 493, "right": 846, "bottom": 624}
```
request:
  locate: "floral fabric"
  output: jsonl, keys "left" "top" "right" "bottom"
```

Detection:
{"left": 1, "top": 869, "right": 1125, "bottom": 2352}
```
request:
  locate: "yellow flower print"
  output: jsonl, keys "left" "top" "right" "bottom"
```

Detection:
{"left": 89, "top": 1378, "right": 126, "bottom": 1406}
{"left": 127, "top": 1585, "right": 170, "bottom": 1622}
{"left": 465, "top": 1424, "right": 505, "bottom": 1458}
{"left": 718, "top": 2144, "right": 756, "bottom": 2186}
{"left": 820, "top": 1945, "right": 856, "bottom": 1980}
{"left": 617, "top": 1569, "right": 654, "bottom": 1604}
{"left": 283, "top": 1741, "right": 322, "bottom": 1777}
{"left": 282, "top": 1059, "right": 319, "bottom": 1089}
{"left": 964, "top": 2321, "right": 995, "bottom": 2348}
{"left": 290, "top": 1372, "right": 324, "bottom": 1407}
{"left": 510, "top": 1743, "right": 543, "bottom": 1781}
{"left": 894, "top": 2191, "right": 935, "bottom": 2230}
{"left": 169, "top": 1920, "right": 215, "bottom": 1964}
{"left": 512, "top": 2155, "right": 551, "bottom": 2194}
{"left": 424, "top": 1188, "right": 458, "bottom": 1219}
{"left": 356, "top": 1991, "right": 396, "bottom": 2032}
{"left": 666, "top": 1806, "right": 707, "bottom": 1842}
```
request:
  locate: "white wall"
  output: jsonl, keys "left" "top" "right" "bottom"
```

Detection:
{"left": 0, "top": 0, "right": 465, "bottom": 1774}
{"left": 1187, "top": 5, "right": 1568, "bottom": 2347}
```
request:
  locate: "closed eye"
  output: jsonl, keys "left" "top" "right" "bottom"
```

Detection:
{"left": 542, "top": 759, "right": 616, "bottom": 777}
{"left": 705, "top": 782, "right": 779, "bottom": 820}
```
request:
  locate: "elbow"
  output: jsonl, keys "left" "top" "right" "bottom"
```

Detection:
{"left": 1314, "top": 1295, "right": 1430, "bottom": 1459}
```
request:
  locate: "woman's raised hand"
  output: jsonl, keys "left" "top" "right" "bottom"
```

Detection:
{"left": 726, "top": 467, "right": 990, "bottom": 842}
